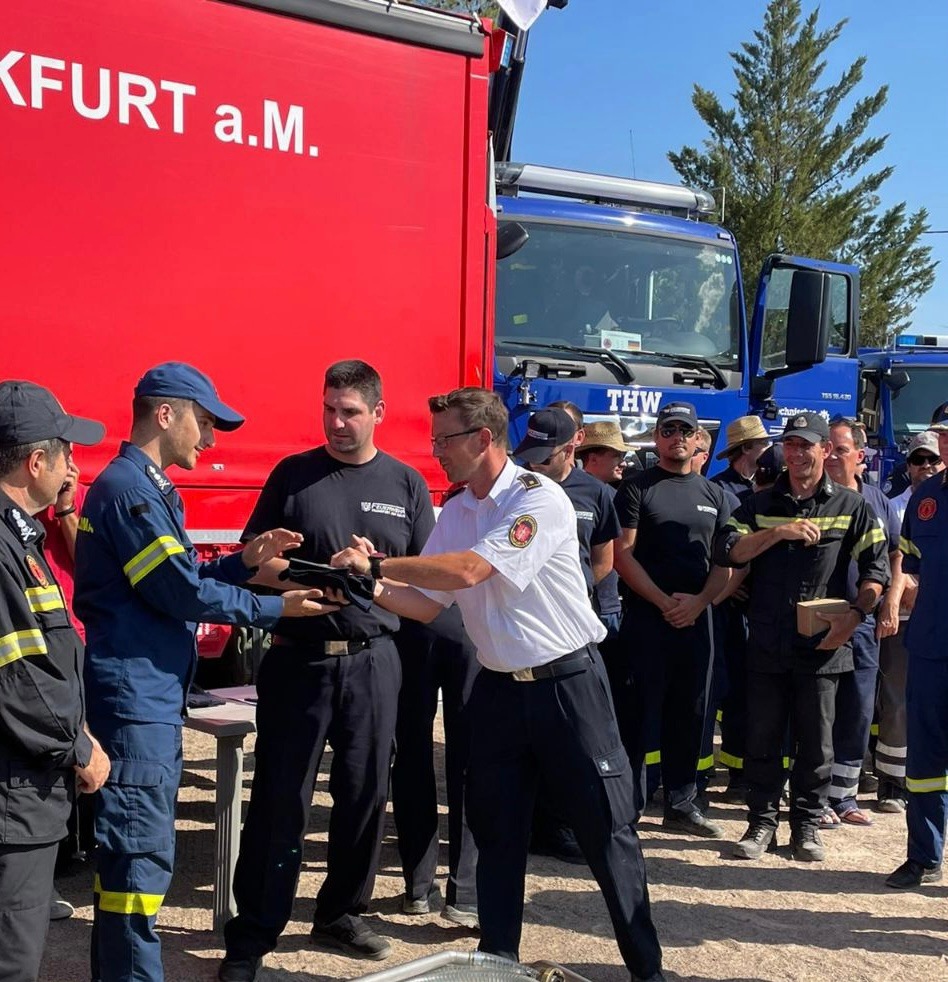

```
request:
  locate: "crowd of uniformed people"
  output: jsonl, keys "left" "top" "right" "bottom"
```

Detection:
{"left": 0, "top": 360, "right": 946, "bottom": 982}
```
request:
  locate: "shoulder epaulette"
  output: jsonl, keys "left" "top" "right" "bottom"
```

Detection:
{"left": 517, "top": 473, "right": 541, "bottom": 490}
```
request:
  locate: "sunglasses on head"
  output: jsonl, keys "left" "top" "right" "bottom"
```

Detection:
{"left": 658, "top": 423, "right": 695, "bottom": 438}
{"left": 909, "top": 453, "right": 940, "bottom": 466}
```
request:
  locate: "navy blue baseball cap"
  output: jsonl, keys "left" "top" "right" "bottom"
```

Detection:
{"left": 929, "top": 400, "right": 948, "bottom": 432}
{"left": 134, "top": 362, "right": 244, "bottom": 431}
{"left": 514, "top": 407, "right": 577, "bottom": 463}
{"left": 0, "top": 380, "right": 105, "bottom": 447}
{"left": 656, "top": 401, "right": 699, "bottom": 429}
{"left": 775, "top": 411, "right": 830, "bottom": 444}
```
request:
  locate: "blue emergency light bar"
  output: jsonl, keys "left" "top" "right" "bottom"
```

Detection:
{"left": 897, "top": 333, "right": 948, "bottom": 348}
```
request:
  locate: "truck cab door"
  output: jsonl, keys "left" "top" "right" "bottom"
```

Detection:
{"left": 748, "top": 253, "right": 860, "bottom": 429}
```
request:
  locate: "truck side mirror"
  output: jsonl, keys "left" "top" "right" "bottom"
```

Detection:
{"left": 783, "top": 269, "right": 832, "bottom": 370}
{"left": 884, "top": 369, "right": 910, "bottom": 391}
{"left": 497, "top": 221, "right": 529, "bottom": 261}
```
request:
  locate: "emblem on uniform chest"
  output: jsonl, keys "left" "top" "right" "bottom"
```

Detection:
{"left": 508, "top": 514, "right": 537, "bottom": 548}
{"left": 26, "top": 554, "right": 49, "bottom": 587}
{"left": 917, "top": 498, "right": 937, "bottom": 521}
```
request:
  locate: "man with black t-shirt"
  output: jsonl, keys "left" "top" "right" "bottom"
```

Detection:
{"left": 613, "top": 401, "right": 730, "bottom": 838}
{"left": 220, "top": 361, "right": 434, "bottom": 981}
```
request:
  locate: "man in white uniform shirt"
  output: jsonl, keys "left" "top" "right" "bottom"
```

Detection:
{"left": 332, "top": 387, "right": 664, "bottom": 982}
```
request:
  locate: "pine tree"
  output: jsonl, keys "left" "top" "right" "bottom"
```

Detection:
{"left": 668, "top": 0, "right": 936, "bottom": 346}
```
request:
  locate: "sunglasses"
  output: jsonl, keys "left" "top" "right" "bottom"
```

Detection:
{"left": 909, "top": 453, "right": 940, "bottom": 466}
{"left": 658, "top": 424, "right": 696, "bottom": 439}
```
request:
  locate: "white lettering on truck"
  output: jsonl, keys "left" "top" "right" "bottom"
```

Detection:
{"left": 605, "top": 389, "right": 663, "bottom": 415}
{"left": 1, "top": 50, "right": 319, "bottom": 159}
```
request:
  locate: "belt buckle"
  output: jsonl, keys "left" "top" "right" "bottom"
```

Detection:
{"left": 511, "top": 667, "right": 535, "bottom": 682}
{"left": 324, "top": 640, "right": 349, "bottom": 656}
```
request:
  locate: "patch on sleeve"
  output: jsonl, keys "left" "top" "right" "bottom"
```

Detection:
{"left": 508, "top": 514, "right": 538, "bottom": 548}
{"left": 129, "top": 503, "right": 151, "bottom": 517}
{"left": 917, "top": 497, "right": 937, "bottom": 521}
{"left": 516, "top": 473, "right": 541, "bottom": 490}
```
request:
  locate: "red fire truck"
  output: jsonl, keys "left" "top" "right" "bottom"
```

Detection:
{"left": 1, "top": 0, "right": 496, "bottom": 676}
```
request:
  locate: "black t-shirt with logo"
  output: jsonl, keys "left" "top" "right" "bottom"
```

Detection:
{"left": 558, "top": 466, "right": 621, "bottom": 603}
{"left": 244, "top": 446, "right": 434, "bottom": 642}
{"left": 613, "top": 466, "right": 729, "bottom": 596}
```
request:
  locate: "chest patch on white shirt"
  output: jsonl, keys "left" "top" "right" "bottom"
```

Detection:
{"left": 508, "top": 514, "right": 538, "bottom": 548}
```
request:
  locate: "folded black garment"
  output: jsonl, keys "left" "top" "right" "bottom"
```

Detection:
{"left": 186, "top": 685, "right": 227, "bottom": 709}
{"left": 278, "top": 558, "right": 375, "bottom": 612}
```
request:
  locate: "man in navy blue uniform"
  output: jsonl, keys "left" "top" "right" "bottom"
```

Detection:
{"left": 824, "top": 418, "right": 901, "bottom": 826}
{"left": 220, "top": 360, "right": 435, "bottom": 979}
{"left": 613, "top": 401, "right": 731, "bottom": 837}
{"left": 886, "top": 409, "right": 948, "bottom": 889}
{"left": 75, "top": 363, "right": 330, "bottom": 982}
{"left": 0, "top": 381, "right": 111, "bottom": 982}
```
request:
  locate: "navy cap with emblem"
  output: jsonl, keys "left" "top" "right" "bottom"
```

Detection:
{"left": 134, "top": 362, "right": 244, "bottom": 431}
{"left": 0, "top": 380, "right": 105, "bottom": 447}
{"left": 513, "top": 408, "right": 577, "bottom": 463}
{"left": 774, "top": 411, "right": 830, "bottom": 444}
{"left": 656, "top": 401, "right": 699, "bottom": 429}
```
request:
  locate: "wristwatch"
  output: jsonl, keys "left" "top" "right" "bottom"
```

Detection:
{"left": 368, "top": 552, "right": 386, "bottom": 580}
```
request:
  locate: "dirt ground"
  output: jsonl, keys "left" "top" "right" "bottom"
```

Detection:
{"left": 43, "top": 724, "right": 947, "bottom": 982}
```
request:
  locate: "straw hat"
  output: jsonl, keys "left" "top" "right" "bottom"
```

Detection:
{"left": 581, "top": 421, "right": 628, "bottom": 454}
{"left": 715, "top": 415, "right": 770, "bottom": 460}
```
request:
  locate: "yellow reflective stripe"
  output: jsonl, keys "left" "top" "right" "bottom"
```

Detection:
{"left": 645, "top": 750, "right": 661, "bottom": 766}
{"left": 906, "top": 776, "right": 948, "bottom": 793}
{"left": 782, "top": 756, "right": 791, "bottom": 770}
{"left": 852, "top": 526, "right": 885, "bottom": 560}
{"left": 726, "top": 517, "right": 752, "bottom": 534}
{"left": 719, "top": 750, "right": 743, "bottom": 769}
{"left": 123, "top": 536, "right": 186, "bottom": 587}
{"left": 715, "top": 709, "right": 723, "bottom": 723}
{"left": 755, "top": 515, "right": 853, "bottom": 532}
{"left": 696, "top": 755, "right": 715, "bottom": 772}
{"left": 0, "top": 629, "right": 48, "bottom": 668}
{"left": 900, "top": 535, "right": 921, "bottom": 559}
{"left": 870, "top": 723, "right": 879, "bottom": 737}
{"left": 24, "top": 585, "right": 64, "bottom": 613}
{"left": 94, "top": 875, "right": 164, "bottom": 916}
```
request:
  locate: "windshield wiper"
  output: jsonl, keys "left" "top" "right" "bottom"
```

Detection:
{"left": 499, "top": 340, "right": 635, "bottom": 384}
{"left": 661, "top": 353, "right": 728, "bottom": 390}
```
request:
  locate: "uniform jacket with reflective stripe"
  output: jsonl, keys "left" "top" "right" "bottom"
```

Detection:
{"left": 713, "top": 472, "right": 890, "bottom": 673}
{"left": 0, "top": 489, "right": 92, "bottom": 844}
{"left": 75, "top": 443, "right": 283, "bottom": 725}
{"left": 900, "top": 469, "right": 948, "bottom": 661}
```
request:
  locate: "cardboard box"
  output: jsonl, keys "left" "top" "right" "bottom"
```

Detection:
{"left": 796, "top": 599, "right": 850, "bottom": 637}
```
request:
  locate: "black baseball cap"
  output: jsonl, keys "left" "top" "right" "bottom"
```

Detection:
{"left": 135, "top": 362, "right": 244, "bottom": 431}
{"left": 930, "top": 400, "right": 948, "bottom": 432}
{"left": 656, "top": 401, "right": 699, "bottom": 429}
{"left": 0, "top": 380, "right": 105, "bottom": 447}
{"left": 513, "top": 407, "right": 577, "bottom": 463}
{"left": 775, "top": 411, "right": 830, "bottom": 444}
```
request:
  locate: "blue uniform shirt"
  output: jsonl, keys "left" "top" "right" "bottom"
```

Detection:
{"left": 900, "top": 470, "right": 948, "bottom": 661}
{"left": 75, "top": 442, "right": 284, "bottom": 725}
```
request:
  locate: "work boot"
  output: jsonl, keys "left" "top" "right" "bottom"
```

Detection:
{"left": 732, "top": 823, "right": 778, "bottom": 860}
{"left": 310, "top": 916, "right": 391, "bottom": 960}
{"left": 886, "top": 859, "right": 943, "bottom": 889}
{"left": 790, "top": 826, "right": 825, "bottom": 862}
{"left": 662, "top": 808, "right": 723, "bottom": 839}
{"left": 218, "top": 956, "right": 260, "bottom": 982}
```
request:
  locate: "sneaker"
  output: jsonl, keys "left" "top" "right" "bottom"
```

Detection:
{"left": 886, "top": 859, "right": 943, "bottom": 890}
{"left": 310, "top": 919, "right": 392, "bottom": 961}
{"left": 732, "top": 823, "right": 778, "bottom": 860}
{"left": 442, "top": 904, "right": 479, "bottom": 930}
{"left": 218, "top": 957, "right": 261, "bottom": 982}
{"left": 662, "top": 809, "right": 724, "bottom": 839}
{"left": 402, "top": 885, "right": 440, "bottom": 915}
{"left": 790, "top": 827, "right": 825, "bottom": 862}
{"left": 877, "top": 794, "right": 908, "bottom": 814}
{"left": 529, "top": 827, "right": 586, "bottom": 865}
{"left": 49, "top": 889, "right": 75, "bottom": 921}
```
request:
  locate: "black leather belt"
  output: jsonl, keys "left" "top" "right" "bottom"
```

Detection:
{"left": 271, "top": 635, "right": 384, "bottom": 656}
{"left": 508, "top": 649, "right": 592, "bottom": 682}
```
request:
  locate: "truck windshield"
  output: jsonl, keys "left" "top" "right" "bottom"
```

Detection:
{"left": 890, "top": 366, "right": 948, "bottom": 439}
{"left": 496, "top": 222, "right": 741, "bottom": 367}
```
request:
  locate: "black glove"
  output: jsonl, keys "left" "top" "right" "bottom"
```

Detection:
{"left": 278, "top": 558, "right": 375, "bottom": 612}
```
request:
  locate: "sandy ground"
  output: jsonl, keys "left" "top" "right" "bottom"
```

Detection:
{"left": 43, "top": 725, "right": 948, "bottom": 982}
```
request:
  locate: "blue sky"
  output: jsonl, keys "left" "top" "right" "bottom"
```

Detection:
{"left": 513, "top": 0, "right": 948, "bottom": 333}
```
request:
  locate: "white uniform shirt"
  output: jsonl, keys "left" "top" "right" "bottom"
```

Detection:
{"left": 420, "top": 459, "right": 606, "bottom": 672}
